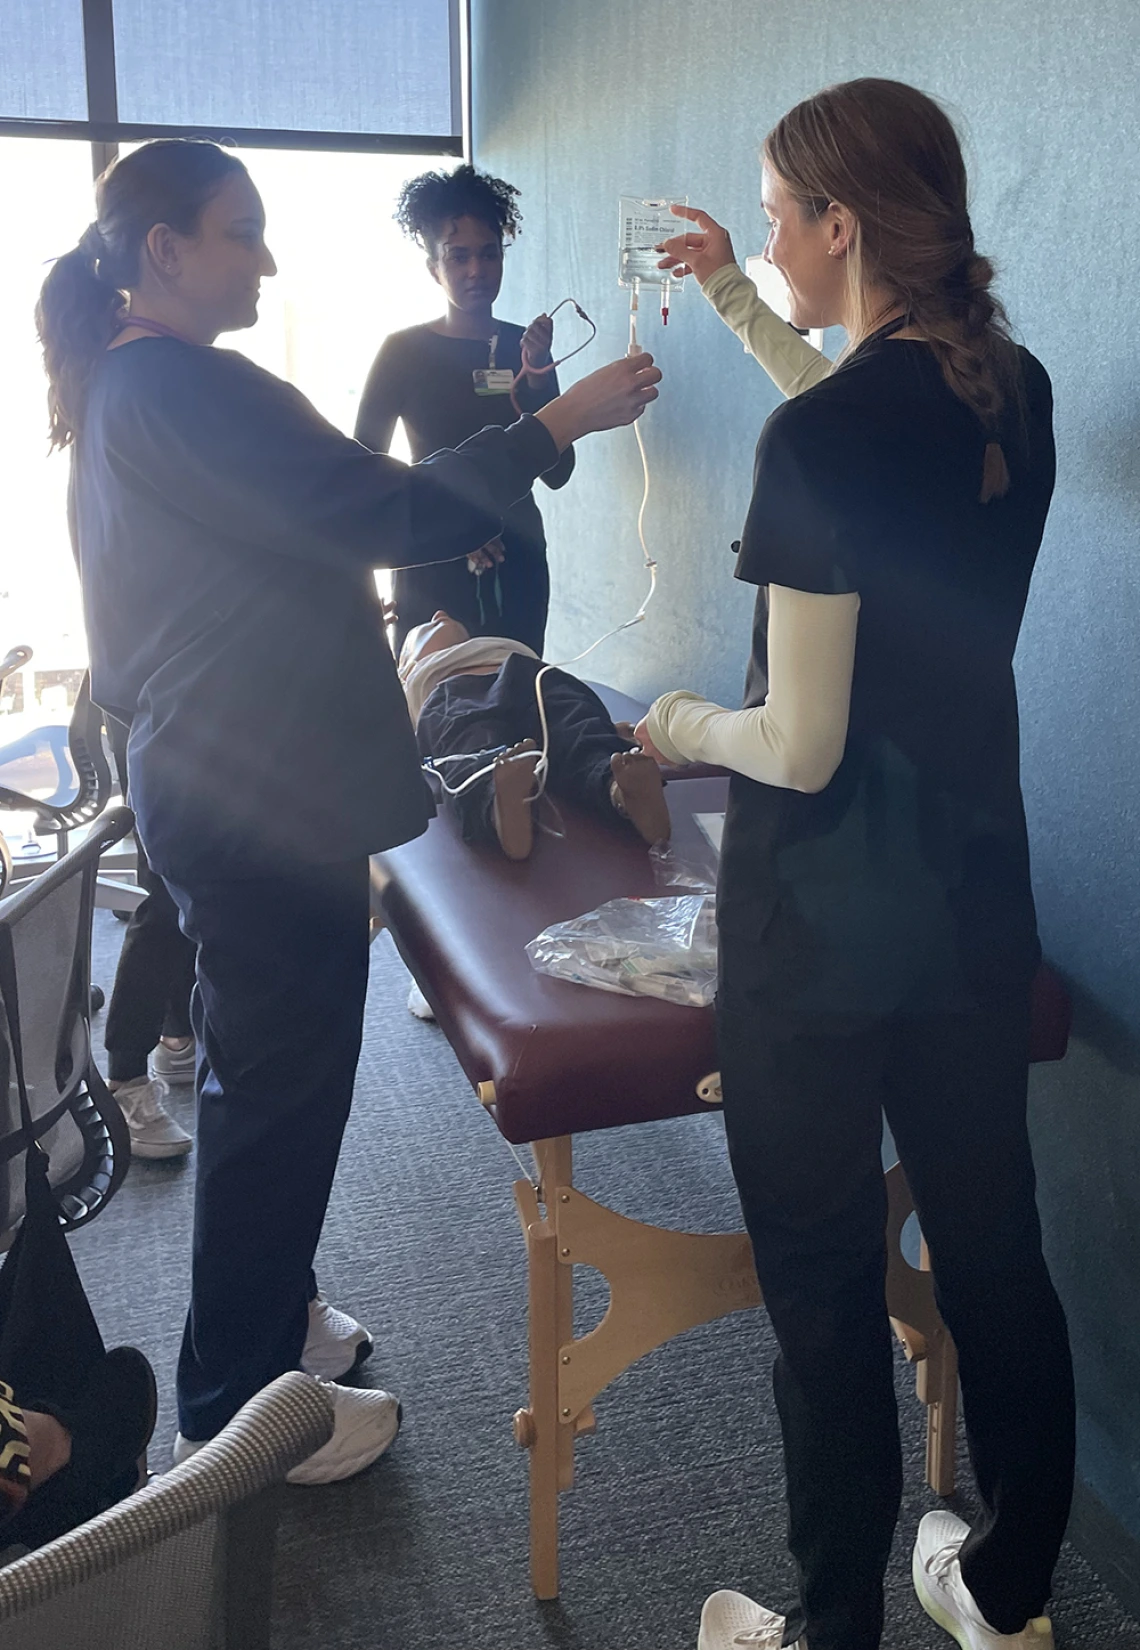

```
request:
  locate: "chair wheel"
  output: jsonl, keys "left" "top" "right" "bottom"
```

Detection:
{"left": 90, "top": 985, "right": 105, "bottom": 1015}
{"left": 113, "top": 909, "right": 131, "bottom": 922}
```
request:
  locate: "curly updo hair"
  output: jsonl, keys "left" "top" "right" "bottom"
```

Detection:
{"left": 395, "top": 164, "right": 523, "bottom": 257}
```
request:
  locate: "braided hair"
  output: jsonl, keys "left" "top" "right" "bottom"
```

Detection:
{"left": 765, "top": 79, "right": 1022, "bottom": 502}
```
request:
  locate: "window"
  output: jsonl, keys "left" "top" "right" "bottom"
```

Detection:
{"left": 210, "top": 147, "right": 452, "bottom": 447}
{"left": 210, "top": 147, "right": 455, "bottom": 609}
{"left": 0, "top": 0, "right": 465, "bottom": 748}
{"left": 0, "top": 138, "right": 99, "bottom": 734}
{"left": 1, "top": 0, "right": 465, "bottom": 153}
{"left": 113, "top": 0, "right": 459, "bottom": 141}
{"left": 0, "top": 138, "right": 452, "bottom": 749}
{"left": 0, "top": 1, "right": 88, "bottom": 123}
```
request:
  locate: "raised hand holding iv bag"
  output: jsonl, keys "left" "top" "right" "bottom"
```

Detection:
{"left": 619, "top": 196, "right": 688, "bottom": 291}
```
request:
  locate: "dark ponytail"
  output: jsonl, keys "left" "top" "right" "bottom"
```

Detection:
{"left": 36, "top": 139, "right": 247, "bottom": 450}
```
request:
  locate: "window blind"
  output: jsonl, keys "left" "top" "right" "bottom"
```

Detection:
{"left": 1, "top": 0, "right": 463, "bottom": 151}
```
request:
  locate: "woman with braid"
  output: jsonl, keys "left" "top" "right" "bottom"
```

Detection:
{"left": 640, "top": 80, "right": 1073, "bottom": 1650}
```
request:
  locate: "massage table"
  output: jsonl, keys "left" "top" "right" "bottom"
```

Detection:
{"left": 370, "top": 690, "right": 1072, "bottom": 1599}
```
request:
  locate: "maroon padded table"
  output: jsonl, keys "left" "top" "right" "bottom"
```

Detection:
{"left": 370, "top": 713, "right": 1071, "bottom": 1600}
{"left": 374, "top": 775, "right": 725, "bottom": 1145}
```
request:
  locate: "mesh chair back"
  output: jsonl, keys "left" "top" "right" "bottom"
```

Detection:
{"left": 0, "top": 1521, "right": 220, "bottom": 1650}
{"left": 0, "top": 724, "right": 76, "bottom": 812}
{"left": 0, "top": 810, "right": 133, "bottom": 1246}
{"left": 0, "top": 673, "right": 112, "bottom": 837}
{"left": 0, "top": 1372, "right": 335, "bottom": 1650}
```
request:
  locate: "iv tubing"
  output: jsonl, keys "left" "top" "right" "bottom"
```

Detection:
{"left": 430, "top": 284, "right": 657, "bottom": 804}
{"left": 508, "top": 296, "right": 598, "bottom": 417}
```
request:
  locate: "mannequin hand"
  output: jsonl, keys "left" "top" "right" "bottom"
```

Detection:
{"left": 656, "top": 204, "right": 737, "bottom": 287}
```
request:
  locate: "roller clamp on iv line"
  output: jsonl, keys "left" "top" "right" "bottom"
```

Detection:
{"left": 425, "top": 195, "right": 687, "bottom": 807}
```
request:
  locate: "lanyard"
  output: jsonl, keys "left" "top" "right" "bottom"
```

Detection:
{"left": 853, "top": 312, "right": 911, "bottom": 354}
{"left": 114, "top": 315, "right": 200, "bottom": 346}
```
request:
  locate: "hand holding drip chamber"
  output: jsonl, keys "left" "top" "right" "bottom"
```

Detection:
{"left": 656, "top": 204, "right": 738, "bottom": 288}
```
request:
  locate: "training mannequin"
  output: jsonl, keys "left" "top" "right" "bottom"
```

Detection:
{"left": 400, "top": 612, "right": 671, "bottom": 860}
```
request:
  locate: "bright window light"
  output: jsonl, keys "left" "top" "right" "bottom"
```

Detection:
{"left": 0, "top": 140, "right": 454, "bottom": 737}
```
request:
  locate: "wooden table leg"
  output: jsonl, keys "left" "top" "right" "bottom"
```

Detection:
{"left": 533, "top": 1139, "right": 577, "bottom": 1495}
{"left": 513, "top": 1137, "right": 575, "bottom": 1600}
{"left": 525, "top": 1210, "right": 562, "bottom": 1597}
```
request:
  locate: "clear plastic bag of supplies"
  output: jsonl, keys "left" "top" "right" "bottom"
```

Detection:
{"left": 649, "top": 835, "right": 718, "bottom": 894}
{"left": 526, "top": 893, "right": 717, "bottom": 1009}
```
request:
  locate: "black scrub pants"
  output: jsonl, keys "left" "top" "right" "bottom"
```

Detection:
{"left": 716, "top": 960, "right": 1075, "bottom": 1650}
{"left": 393, "top": 528, "right": 551, "bottom": 657}
{"left": 164, "top": 857, "right": 370, "bottom": 1441}
{"left": 416, "top": 653, "right": 631, "bottom": 845}
{"left": 103, "top": 716, "right": 196, "bottom": 1083}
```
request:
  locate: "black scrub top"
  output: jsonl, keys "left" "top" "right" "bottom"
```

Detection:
{"left": 719, "top": 337, "right": 1056, "bottom": 1029}
{"left": 354, "top": 323, "right": 575, "bottom": 650}
{"left": 73, "top": 336, "right": 560, "bottom": 883}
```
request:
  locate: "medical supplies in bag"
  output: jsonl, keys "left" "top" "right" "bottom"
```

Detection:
{"left": 525, "top": 891, "right": 716, "bottom": 1010}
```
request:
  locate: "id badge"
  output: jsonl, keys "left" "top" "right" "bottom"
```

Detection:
{"left": 473, "top": 368, "right": 514, "bottom": 396}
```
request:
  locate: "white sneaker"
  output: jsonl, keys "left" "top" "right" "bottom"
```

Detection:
{"left": 300, "top": 1293, "right": 374, "bottom": 1381}
{"left": 698, "top": 1590, "right": 801, "bottom": 1649}
{"left": 149, "top": 1038, "right": 196, "bottom": 1085}
{"left": 406, "top": 981, "right": 435, "bottom": 1021}
{"left": 113, "top": 1075, "right": 193, "bottom": 1159}
{"left": 913, "top": 1510, "right": 1055, "bottom": 1650}
{"left": 173, "top": 1381, "right": 401, "bottom": 1485}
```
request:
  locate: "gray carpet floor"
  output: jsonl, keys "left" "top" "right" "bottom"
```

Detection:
{"left": 70, "top": 910, "right": 1140, "bottom": 1650}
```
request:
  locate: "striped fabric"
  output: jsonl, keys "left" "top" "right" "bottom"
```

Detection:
{"left": 0, "top": 1382, "right": 30, "bottom": 1525}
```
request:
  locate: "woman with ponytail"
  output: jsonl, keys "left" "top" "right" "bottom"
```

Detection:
{"left": 38, "top": 138, "right": 660, "bottom": 1484}
{"left": 639, "top": 81, "right": 1074, "bottom": 1650}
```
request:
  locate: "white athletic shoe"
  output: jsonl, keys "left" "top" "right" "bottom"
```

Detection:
{"left": 113, "top": 1075, "right": 193, "bottom": 1159}
{"left": 300, "top": 1293, "right": 374, "bottom": 1381}
{"left": 406, "top": 981, "right": 435, "bottom": 1021}
{"left": 698, "top": 1590, "right": 802, "bottom": 1649}
{"left": 913, "top": 1510, "right": 1055, "bottom": 1650}
{"left": 149, "top": 1038, "right": 197, "bottom": 1085}
{"left": 173, "top": 1380, "right": 401, "bottom": 1485}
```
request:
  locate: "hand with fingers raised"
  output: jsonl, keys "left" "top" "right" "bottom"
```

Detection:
{"left": 656, "top": 203, "right": 738, "bottom": 288}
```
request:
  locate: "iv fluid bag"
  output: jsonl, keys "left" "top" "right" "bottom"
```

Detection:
{"left": 618, "top": 195, "right": 688, "bottom": 289}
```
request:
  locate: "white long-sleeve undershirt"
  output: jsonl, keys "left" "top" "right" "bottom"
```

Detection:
{"left": 700, "top": 262, "right": 833, "bottom": 398}
{"left": 646, "top": 585, "right": 860, "bottom": 792}
{"left": 644, "top": 263, "right": 854, "bottom": 792}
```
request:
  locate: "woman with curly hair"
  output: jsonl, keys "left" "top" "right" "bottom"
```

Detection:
{"left": 356, "top": 165, "right": 575, "bottom": 655}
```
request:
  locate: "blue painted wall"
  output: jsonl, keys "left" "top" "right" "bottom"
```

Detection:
{"left": 472, "top": 0, "right": 1140, "bottom": 1569}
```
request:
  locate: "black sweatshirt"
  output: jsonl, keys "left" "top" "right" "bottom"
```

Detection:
{"left": 72, "top": 336, "right": 560, "bottom": 880}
